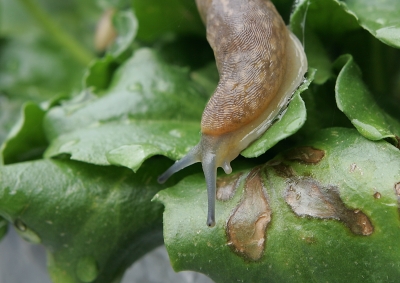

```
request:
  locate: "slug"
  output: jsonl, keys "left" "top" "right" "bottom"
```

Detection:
{"left": 158, "top": 0, "right": 307, "bottom": 227}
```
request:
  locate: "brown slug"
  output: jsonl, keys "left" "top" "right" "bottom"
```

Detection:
{"left": 158, "top": 0, "right": 307, "bottom": 227}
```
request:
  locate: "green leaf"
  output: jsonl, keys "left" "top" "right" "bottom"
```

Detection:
{"left": 1, "top": 0, "right": 102, "bottom": 48}
{"left": 291, "top": 0, "right": 360, "bottom": 37}
{"left": 46, "top": 120, "right": 201, "bottom": 172}
{"left": 85, "top": 9, "right": 139, "bottom": 92}
{"left": 132, "top": 0, "right": 205, "bottom": 42}
{"left": 0, "top": 95, "right": 24, "bottom": 146}
{"left": 84, "top": 55, "right": 118, "bottom": 92}
{"left": 340, "top": 0, "right": 400, "bottom": 48}
{"left": 297, "top": 82, "right": 353, "bottom": 139}
{"left": 334, "top": 54, "right": 400, "bottom": 145}
{"left": 97, "top": 0, "right": 131, "bottom": 10}
{"left": 153, "top": 34, "right": 215, "bottom": 70}
{"left": 0, "top": 37, "right": 84, "bottom": 101}
{"left": 290, "top": 0, "right": 359, "bottom": 84}
{"left": 0, "top": 102, "right": 47, "bottom": 165}
{"left": 0, "top": 0, "right": 110, "bottom": 102}
{"left": 290, "top": 0, "right": 400, "bottom": 106}
{"left": 0, "top": 158, "right": 166, "bottom": 283}
{"left": 1, "top": 0, "right": 33, "bottom": 36}
{"left": 108, "top": 9, "right": 138, "bottom": 57}
{"left": 298, "top": 30, "right": 333, "bottom": 84}
{"left": 44, "top": 48, "right": 208, "bottom": 170}
{"left": 156, "top": 128, "right": 400, "bottom": 283}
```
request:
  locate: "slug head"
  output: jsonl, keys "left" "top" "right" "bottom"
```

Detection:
{"left": 158, "top": 134, "right": 236, "bottom": 227}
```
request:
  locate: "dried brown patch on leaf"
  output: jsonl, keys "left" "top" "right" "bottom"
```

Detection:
{"left": 226, "top": 168, "right": 271, "bottom": 261}
{"left": 302, "top": 235, "right": 317, "bottom": 244}
{"left": 268, "top": 161, "right": 295, "bottom": 178}
{"left": 284, "top": 146, "right": 325, "bottom": 164}
{"left": 394, "top": 182, "right": 400, "bottom": 197}
{"left": 216, "top": 172, "right": 243, "bottom": 201}
{"left": 285, "top": 177, "right": 373, "bottom": 236}
{"left": 343, "top": 209, "right": 374, "bottom": 236}
{"left": 285, "top": 177, "right": 337, "bottom": 218}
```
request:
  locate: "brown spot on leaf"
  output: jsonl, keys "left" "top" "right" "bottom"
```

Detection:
{"left": 216, "top": 172, "right": 243, "bottom": 201}
{"left": 394, "top": 182, "right": 400, "bottom": 197}
{"left": 302, "top": 235, "right": 317, "bottom": 244}
{"left": 226, "top": 168, "right": 271, "bottom": 261}
{"left": 394, "top": 182, "right": 400, "bottom": 215}
{"left": 373, "top": 192, "right": 381, "bottom": 199}
{"left": 285, "top": 177, "right": 373, "bottom": 236}
{"left": 285, "top": 178, "right": 337, "bottom": 218}
{"left": 268, "top": 161, "right": 295, "bottom": 178}
{"left": 342, "top": 209, "right": 374, "bottom": 235}
{"left": 284, "top": 146, "right": 325, "bottom": 164}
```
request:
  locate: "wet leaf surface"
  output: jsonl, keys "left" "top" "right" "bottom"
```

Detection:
{"left": 0, "top": 0, "right": 100, "bottom": 100}
{"left": 334, "top": 54, "right": 400, "bottom": 145}
{"left": 0, "top": 37, "right": 84, "bottom": 101}
{"left": 1, "top": 0, "right": 400, "bottom": 281}
{"left": 85, "top": 9, "right": 139, "bottom": 92}
{"left": 0, "top": 95, "right": 23, "bottom": 147}
{"left": 44, "top": 48, "right": 207, "bottom": 170}
{"left": 156, "top": 128, "right": 400, "bottom": 283}
{"left": 341, "top": 0, "right": 400, "bottom": 48}
{"left": 0, "top": 158, "right": 167, "bottom": 283}
{"left": 0, "top": 103, "right": 47, "bottom": 165}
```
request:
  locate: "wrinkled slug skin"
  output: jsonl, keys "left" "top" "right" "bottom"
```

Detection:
{"left": 197, "top": 0, "right": 288, "bottom": 135}
{"left": 159, "top": 0, "right": 307, "bottom": 227}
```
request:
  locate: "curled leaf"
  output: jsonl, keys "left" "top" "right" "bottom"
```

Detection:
{"left": 334, "top": 54, "right": 400, "bottom": 145}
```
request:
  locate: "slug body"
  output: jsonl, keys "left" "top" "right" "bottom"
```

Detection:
{"left": 158, "top": 0, "right": 307, "bottom": 227}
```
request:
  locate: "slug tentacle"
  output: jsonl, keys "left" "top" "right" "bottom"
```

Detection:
{"left": 157, "top": 0, "right": 308, "bottom": 227}
{"left": 202, "top": 151, "right": 217, "bottom": 227}
{"left": 157, "top": 145, "right": 200, "bottom": 184}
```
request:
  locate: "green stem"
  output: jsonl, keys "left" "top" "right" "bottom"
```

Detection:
{"left": 18, "top": 0, "right": 94, "bottom": 66}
